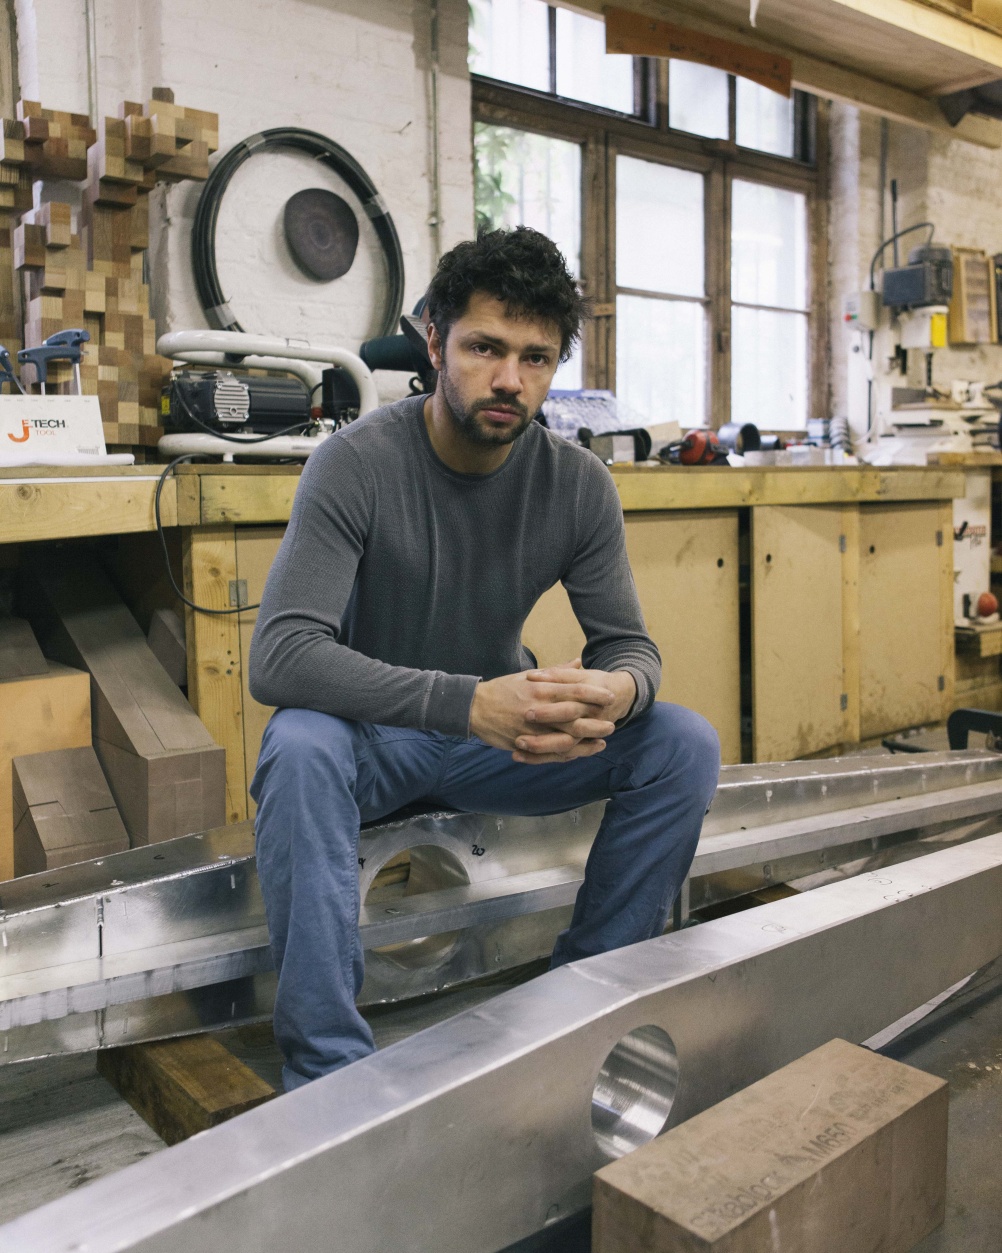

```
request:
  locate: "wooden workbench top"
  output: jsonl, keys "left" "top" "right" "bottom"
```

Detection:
{"left": 173, "top": 462, "right": 965, "bottom": 525}
{"left": 0, "top": 461, "right": 965, "bottom": 542}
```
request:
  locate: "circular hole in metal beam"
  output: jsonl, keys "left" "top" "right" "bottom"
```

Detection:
{"left": 591, "top": 1025, "right": 679, "bottom": 1158}
{"left": 364, "top": 844, "right": 470, "bottom": 970}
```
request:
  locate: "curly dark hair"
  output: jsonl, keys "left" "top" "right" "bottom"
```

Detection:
{"left": 426, "top": 226, "right": 587, "bottom": 363}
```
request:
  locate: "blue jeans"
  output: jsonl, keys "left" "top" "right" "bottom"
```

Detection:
{"left": 251, "top": 701, "right": 720, "bottom": 1091}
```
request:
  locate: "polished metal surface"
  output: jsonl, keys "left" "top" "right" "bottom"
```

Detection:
{"left": 2, "top": 750, "right": 1001, "bottom": 1062}
{"left": 5, "top": 833, "right": 1002, "bottom": 1253}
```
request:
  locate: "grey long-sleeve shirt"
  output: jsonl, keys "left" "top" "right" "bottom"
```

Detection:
{"left": 248, "top": 394, "right": 661, "bottom": 737}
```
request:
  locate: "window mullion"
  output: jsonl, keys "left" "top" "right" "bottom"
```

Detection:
{"left": 548, "top": 7, "right": 557, "bottom": 96}
{"left": 582, "top": 132, "right": 608, "bottom": 390}
{"left": 728, "top": 75, "right": 737, "bottom": 145}
{"left": 708, "top": 161, "right": 730, "bottom": 429}
{"left": 605, "top": 135, "right": 618, "bottom": 395}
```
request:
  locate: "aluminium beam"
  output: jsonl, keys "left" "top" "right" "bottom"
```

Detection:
{"left": 4, "top": 834, "right": 1002, "bottom": 1253}
{"left": 2, "top": 751, "right": 1002, "bottom": 1062}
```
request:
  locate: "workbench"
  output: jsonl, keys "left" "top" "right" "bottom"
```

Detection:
{"left": 0, "top": 462, "right": 964, "bottom": 822}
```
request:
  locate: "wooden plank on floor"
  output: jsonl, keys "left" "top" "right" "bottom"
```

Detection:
{"left": 96, "top": 1035, "right": 276, "bottom": 1146}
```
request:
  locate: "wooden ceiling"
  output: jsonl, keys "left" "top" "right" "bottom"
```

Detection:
{"left": 573, "top": 0, "right": 1002, "bottom": 144}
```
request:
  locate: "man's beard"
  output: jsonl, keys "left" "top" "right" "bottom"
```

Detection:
{"left": 440, "top": 366, "right": 534, "bottom": 447}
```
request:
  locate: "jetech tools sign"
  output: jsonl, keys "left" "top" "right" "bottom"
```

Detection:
{"left": 0, "top": 396, "right": 106, "bottom": 463}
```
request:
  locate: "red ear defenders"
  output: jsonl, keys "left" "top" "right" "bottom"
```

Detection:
{"left": 659, "top": 429, "right": 730, "bottom": 466}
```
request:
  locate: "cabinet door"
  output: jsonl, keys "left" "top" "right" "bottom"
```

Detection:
{"left": 751, "top": 505, "right": 857, "bottom": 762}
{"left": 859, "top": 502, "right": 953, "bottom": 739}
{"left": 522, "top": 510, "right": 741, "bottom": 764}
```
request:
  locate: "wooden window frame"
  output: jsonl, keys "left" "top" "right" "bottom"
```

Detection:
{"left": 472, "top": 75, "right": 829, "bottom": 431}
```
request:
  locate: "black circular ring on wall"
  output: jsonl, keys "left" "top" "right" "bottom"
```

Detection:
{"left": 191, "top": 127, "right": 405, "bottom": 337}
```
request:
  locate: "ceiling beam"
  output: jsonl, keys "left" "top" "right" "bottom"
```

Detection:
{"left": 570, "top": 0, "right": 1002, "bottom": 145}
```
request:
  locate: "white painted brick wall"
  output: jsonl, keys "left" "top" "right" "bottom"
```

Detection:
{"left": 829, "top": 102, "right": 1002, "bottom": 432}
{"left": 14, "top": 0, "right": 474, "bottom": 401}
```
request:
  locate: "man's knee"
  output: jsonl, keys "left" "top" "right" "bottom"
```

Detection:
{"left": 641, "top": 702, "right": 721, "bottom": 796}
{"left": 255, "top": 708, "right": 356, "bottom": 789}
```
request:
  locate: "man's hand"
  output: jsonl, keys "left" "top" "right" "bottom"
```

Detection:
{"left": 469, "top": 659, "right": 637, "bottom": 765}
{"left": 519, "top": 659, "right": 636, "bottom": 762}
{"left": 470, "top": 665, "right": 617, "bottom": 764}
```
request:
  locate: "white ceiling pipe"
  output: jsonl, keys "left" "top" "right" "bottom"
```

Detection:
{"left": 158, "top": 330, "right": 380, "bottom": 416}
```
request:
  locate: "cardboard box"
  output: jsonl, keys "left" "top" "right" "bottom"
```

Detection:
{"left": 593, "top": 1038, "right": 948, "bottom": 1253}
{"left": 13, "top": 744, "right": 128, "bottom": 875}
{"left": 0, "top": 661, "right": 91, "bottom": 881}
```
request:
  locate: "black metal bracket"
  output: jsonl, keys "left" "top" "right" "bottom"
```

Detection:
{"left": 947, "top": 708, "right": 1002, "bottom": 751}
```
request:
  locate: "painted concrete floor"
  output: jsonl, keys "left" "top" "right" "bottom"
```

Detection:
{"left": 893, "top": 963, "right": 1002, "bottom": 1253}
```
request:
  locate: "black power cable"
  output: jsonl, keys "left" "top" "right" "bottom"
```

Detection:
{"left": 154, "top": 384, "right": 317, "bottom": 615}
{"left": 191, "top": 127, "right": 405, "bottom": 338}
{"left": 154, "top": 454, "right": 256, "bottom": 616}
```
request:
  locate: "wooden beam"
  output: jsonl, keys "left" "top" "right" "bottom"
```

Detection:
{"left": 183, "top": 525, "right": 248, "bottom": 824}
{"left": 198, "top": 473, "right": 300, "bottom": 525}
{"left": 605, "top": 7, "right": 792, "bottom": 94}
{"left": 97, "top": 1035, "right": 276, "bottom": 1146}
{"left": 0, "top": 472, "right": 177, "bottom": 543}
{"left": 610, "top": 466, "right": 965, "bottom": 511}
{"left": 178, "top": 466, "right": 968, "bottom": 527}
{"left": 830, "top": 0, "right": 1002, "bottom": 65}
{"left": 581, "top": 0, "right": 1002, "bottom": 144}
{"left": 24, "top": 554, "right": 226, "bottom": 847}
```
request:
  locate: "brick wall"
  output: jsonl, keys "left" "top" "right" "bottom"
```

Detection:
{"left": 12, "top": 0, "right": 473, "bottom": 398}
{"left": 829, "top": 101, "right": 1002, "bottom": 438}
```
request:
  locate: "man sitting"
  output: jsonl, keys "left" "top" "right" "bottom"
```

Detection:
{"left": 249, "top": 226, "right": 720, "bottom": 1091}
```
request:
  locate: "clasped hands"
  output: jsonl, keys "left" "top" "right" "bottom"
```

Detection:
{"left": 469, "top": 658, "right": 636, "bottom": 765}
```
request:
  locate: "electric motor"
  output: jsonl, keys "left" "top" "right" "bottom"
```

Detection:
{"left": 162, "top": 371, "right": 312, "bottom": 435}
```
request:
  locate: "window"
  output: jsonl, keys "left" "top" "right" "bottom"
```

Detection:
{"left": 668, "top": 62, "right": 729, "bottom": 141}
{"left": 616, "top": 157, "right": 707, "bottom": 426}
{"left": 668, "top": 60, "right": 810, "bottom": 162}
{"left": 468, "top": 0, "right": 549, "bottom": 92}
{"left": 731, "top": 180, "right": 809, "bottom": 430}
{"left": 469, "top": 0, "right": 646, "bottom": 116}
{"left": 471, "top": 13, "right": 822, "bottom": 431}
{"left": 473, "top": 122, "right": 583, "bottom": 387}
{"left": 735, "top": 79, "right": 795, "bottom": 158}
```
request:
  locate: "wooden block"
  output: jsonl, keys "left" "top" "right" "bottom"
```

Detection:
{"left": 12, "top": 744, "right": 129, "bottom": 875}
{"left": 147, "top": 608, "right": 187, "bottom": 688}
{"left": 124, "top": 113, "right": 177, "bottom": 168}
{"left": 36, "top": 200, "right": 72, "bottom": 248}
{"left": 156, "top": 138, "right": 209, "bottom": 182}
{"left": 13, "top": 222, "right": 46, "bottom": 269}
{"left": 0, "top": 662, "right": 91, "bottom": 882}
{"left": 22, "top": 556, "right": 226, "bottom": 846}
{"left": 0, "top": 616, "right": 47, "bottom": 679}
{"left": 593, "top": 1039, "right": 947, "bottom": 1253}
{"left": 0, "top": 170, "right": 32, "bottom": 213}
{"left": 21, "top": 114, "right": 49, "bottom": 143}
{"left": 0, "top": 119, "right": 26, "bottom": 164}
{"left": 86, "top": 202, "right": 133, "bottom": 264}
{"left": 96, "top": 1035, "right": 276, "bottom": 1146}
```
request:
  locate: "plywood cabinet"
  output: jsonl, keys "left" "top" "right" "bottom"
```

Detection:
{"left": 751, "top": 505, "right": 858, "bottom": 762}
{"left": 859, "top": 502, "right": 954, "bottom": 739}
{"left": 522, "top": 511, "right": 742, "bottom": 765}
{"left": 750, "top": 501, "right": 955, "bottom": 759}
{"left": 172, "top": 472, "right": 959, "bottom": 815}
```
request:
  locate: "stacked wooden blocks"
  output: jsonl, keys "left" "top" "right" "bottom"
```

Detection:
{"left": 0, "top": 92, "right": 218, "bottom": 452}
